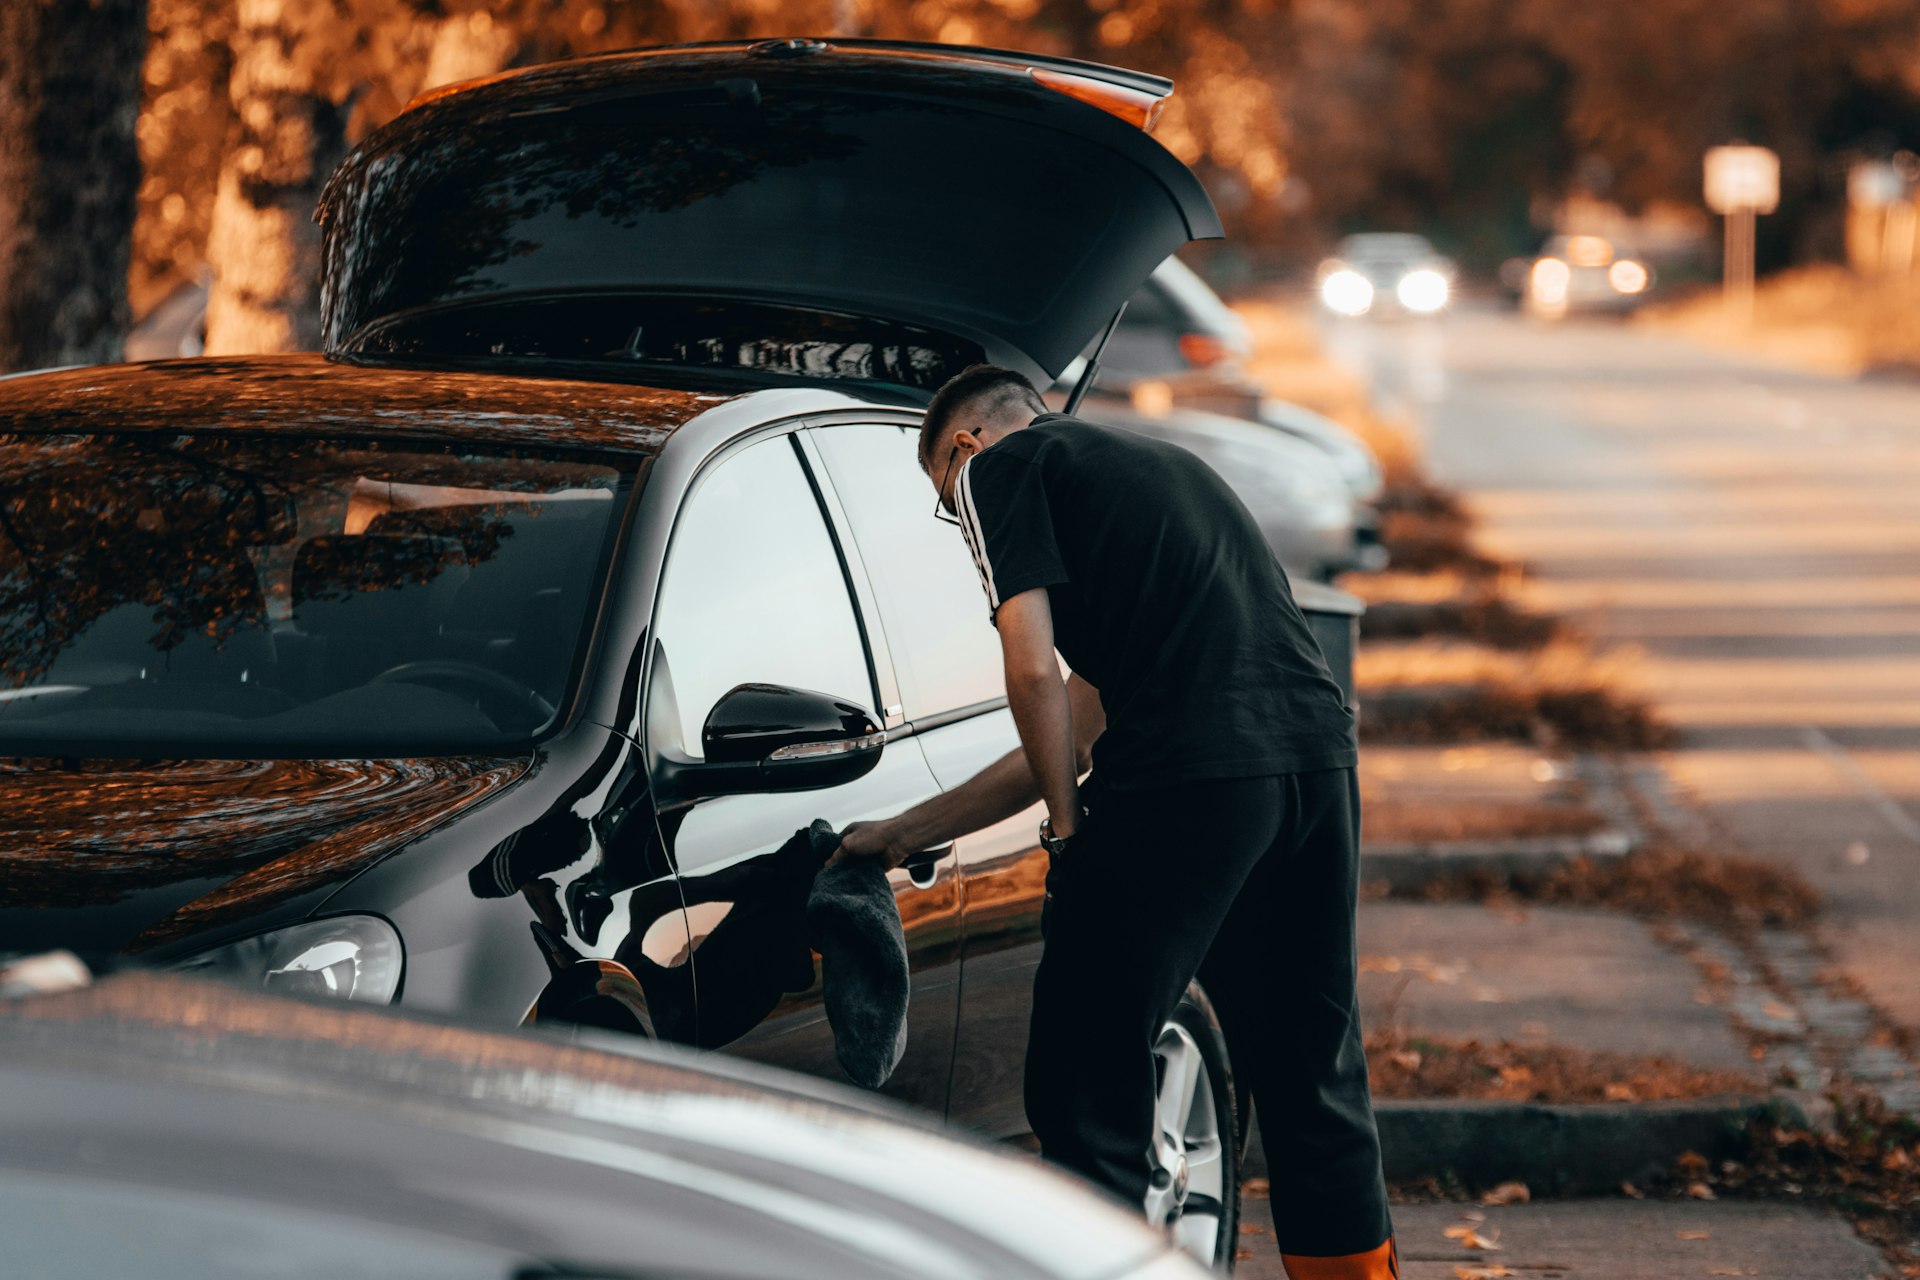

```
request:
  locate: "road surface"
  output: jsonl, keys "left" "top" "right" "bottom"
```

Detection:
{"left": 1358, "top": 307, "right": 1920, "bottom": 1031}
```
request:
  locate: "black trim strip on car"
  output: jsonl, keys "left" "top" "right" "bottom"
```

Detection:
{"left": 885, "top": 697, "right": 1009, "bottom": 744}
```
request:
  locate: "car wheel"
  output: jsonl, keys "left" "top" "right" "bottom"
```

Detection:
{"left": 1147, "top": 985, "right": 1240, "bottom": 1271}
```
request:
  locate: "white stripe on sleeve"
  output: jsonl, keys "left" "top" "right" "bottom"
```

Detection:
{"left": 955, "top": 456, "right": 1000, "bottom": 609}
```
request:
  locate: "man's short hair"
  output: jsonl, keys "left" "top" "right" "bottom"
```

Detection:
{"left": 918, "top": 364, "right": 1046, "bottom": 471}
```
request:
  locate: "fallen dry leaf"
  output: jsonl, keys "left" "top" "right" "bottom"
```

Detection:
{"left": 1453, "top": 1267, "right": 1513, "bottom": 1279}
{"left": 1239, "top": 1222, "right": 1268, "bottom": 1236}
{"left": 1604, "top": 1081, "right": 1638, "bottom": 1101}
{"left": 1686, "top": 1181, "right": 1718, "bottom": 1200}
{"left": 1443, "top": 1224, "right": 1503, "bottom": 1250}
{"left": 1461, "top": 1210, "right": 1487, "bottom": 1223}
{"left": 1678, "top": 1150, "right": 1709, "bottom": 1175}
{"left": 1242, "top": 1177, "right": 1270, "bottom": 1199}
{"left": 1676, "top": 1230, "right": 1711, "bottom": 1240}
{"left": 1391, "top": 1049, "right": 1424, "bottom": 1071}
{"left": 1621, "top": 1181, "right": 1645, "bottom": 1199}
{"left": 1481, "top": 1181, "right": 1530, "bottom": 1206}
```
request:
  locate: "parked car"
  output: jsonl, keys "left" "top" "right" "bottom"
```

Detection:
{"left": 0, "top": 40, "right": 1256, "bottom": 1268}
{"left": 1068, "top": 257, "right": 1385, "bottom": 506}
{"left": 1088, "top": 255, "right": 1254, "bottom": 381}
{"left": 1514, "top": 233, "right": 1654, "bottom": 318}
{"left": 1316, "top": 232, "right": 1455, "bottom": 318}
{"left": 0, "top": 969, "right": 1209, "bottom": 1280}
{"left": 1086, "top": 401, "right": 1367, "bottom": 582}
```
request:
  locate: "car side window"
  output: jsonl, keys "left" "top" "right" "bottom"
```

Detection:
{"left": 810, "top": 424, "right": 1004, "bottom": 719}
{"left": 651, "top": 435, "right": 874, "bottom": 758}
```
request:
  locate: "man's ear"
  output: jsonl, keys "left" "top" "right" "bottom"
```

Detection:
{"left": 952, "top": 419, "right": 986, "bottom": 458}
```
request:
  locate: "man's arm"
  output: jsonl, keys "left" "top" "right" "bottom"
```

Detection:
{"left": 832, "top": 649, "right": 1106, "bottom": 869}
{"left": 993, "top": 588, "right": 1080, "bottom": 837}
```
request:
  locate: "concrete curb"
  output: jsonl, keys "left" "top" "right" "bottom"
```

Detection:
{"left": 1360, "top": 828, "right": 1636, "bottom": 892}
{"left": 1244, "top": 1095, "right": 1803, "bottom": 1196}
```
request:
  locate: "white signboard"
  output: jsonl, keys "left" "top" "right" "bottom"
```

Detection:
{"left": 1705, "top": 146, "right": 1780, "bottom": 214}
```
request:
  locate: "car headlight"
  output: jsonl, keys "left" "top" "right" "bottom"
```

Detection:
{"left": 1530, "top": 256, "right": 1571, "bottom": 304}
{"left": 174, "top": 915, "right": 403, "bottom": 1004}
{"left": 1319, "top": 269, "right": 1373, "bottom": 316}
{"left": 1397, "top": 268, "right": 1450, "bottom": 313}
{"left": 1608, "top": 258, "right": 1649, "bottom": 294}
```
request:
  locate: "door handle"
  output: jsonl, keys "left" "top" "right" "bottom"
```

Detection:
{"left": 901, "top": 844, "right": 953, "bottom": 890}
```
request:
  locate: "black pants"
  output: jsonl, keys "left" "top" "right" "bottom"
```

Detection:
{"left": 1024, "top": 768, "right": 1393, "bottom": 1258}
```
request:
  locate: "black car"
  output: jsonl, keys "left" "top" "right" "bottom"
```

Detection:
{"left": 0, "top": 971, "right": 1208, "bottom": 1280}
{"left": 0, "top": 41, "right": 1305, "bottom": 1267}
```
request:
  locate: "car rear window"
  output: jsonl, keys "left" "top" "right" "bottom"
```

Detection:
{"left": 0, "top": 434, "right": 631, "bottom": 756}
{"left": 322, "top": 86, "right": 1187, "bottom": 383}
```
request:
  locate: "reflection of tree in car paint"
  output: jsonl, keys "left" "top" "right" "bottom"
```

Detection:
{"left": 321, "top": 94, "right": 865, "bottom": 343}
{"left": 0, "top": 971, "right": 773, "bottom": 1110}
{"left": 0, "top": 756, "right": 521, "bottom": 921}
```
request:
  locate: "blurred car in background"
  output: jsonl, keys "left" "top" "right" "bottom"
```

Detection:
{"left": 1089, "top": 255, "right": 1256, "bottom": 379}
{"left": 1315, "top": 233, "right": 1456, "bottom": 318}
{"left": 0, "top": 970, "right": 1208, "bottom": 1280}
{"left": 1088, "top": 401, "right": 1370, "bottom": 583}
{"left": 1084, "top": 258, "right": 1385, "bottom": 503}
{"left": 1056, "top": 256, "right": 1387, "bottom": 574}
{"left": 1511, "top": 233, "right": 1654, "bottom": 318}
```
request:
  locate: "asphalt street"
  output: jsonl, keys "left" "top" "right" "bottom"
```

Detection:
{"left": 1360, "top": 306, "right": 1920, "bottom": 1033}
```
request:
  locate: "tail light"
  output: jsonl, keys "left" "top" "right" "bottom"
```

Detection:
{"left": 1177, "top": 332, "right": 1235, "bottom": 367}
{"left": 1031, "top": 68, "right": 1167, "bottom": 132}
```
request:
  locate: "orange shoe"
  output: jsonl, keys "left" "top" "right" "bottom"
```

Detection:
{"left": 1280, "top": 1236, "right": 1399, "bottom": 1280}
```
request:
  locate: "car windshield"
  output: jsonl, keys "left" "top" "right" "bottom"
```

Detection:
{"left": 0, "top": 434, "right": 631, "bottom": 756}
{"left": 1338, "top": 233, "right": 1437, "bottom": 264}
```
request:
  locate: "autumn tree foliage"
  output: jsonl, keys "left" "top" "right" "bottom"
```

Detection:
{"left": 0, "top": 0, "right": 148, "bottom": 373}
{"left": 125, "top": 0, "right": 1920, "bottom": 351}
{"left": 135, "top": 0, "right": 1295, "bottom": 354}
{"left": 1286, "top": 0, "right": 1920, "bottom": 262}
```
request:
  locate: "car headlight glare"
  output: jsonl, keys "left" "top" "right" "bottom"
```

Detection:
{"left": 175, "top": 915, "right": 403, "bottom": 1004}
{"left": 1531, "top": 257, "right": 1571, "bottom": 304}
{"left": 1608, "top": 258, "right": 1649, "bottom": 294}
{"left": 1397, "top": 269, "right": 1450, "bottom": 313}
{"left": 1319, "top": 269, "right": 1374, "bottom": 316}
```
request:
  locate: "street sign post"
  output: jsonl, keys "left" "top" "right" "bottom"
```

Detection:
{"left": 1704, "top": 145, "right": 1779, "bottom": 323}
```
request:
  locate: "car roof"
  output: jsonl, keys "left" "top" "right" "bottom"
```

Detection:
{"left": 0, "top": 354, "right": 903, "bottom": 455}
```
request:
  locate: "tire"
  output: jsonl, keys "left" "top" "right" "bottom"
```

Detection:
{"left": 1149, "top": 983, "right": 1241, "bottom": 1273}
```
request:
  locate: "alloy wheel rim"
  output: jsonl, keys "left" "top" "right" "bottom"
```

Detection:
{"left": 1143, "top": 1021, "right": 1227, "bottom": 1263}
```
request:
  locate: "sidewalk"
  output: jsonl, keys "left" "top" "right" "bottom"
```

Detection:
{"left": 1236, "top": 1193, "right": 1886, "bottom": 1279}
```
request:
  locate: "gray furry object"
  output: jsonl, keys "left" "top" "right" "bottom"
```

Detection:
{"left": 807, "top": 846, "right": 909, "bottom": 1089}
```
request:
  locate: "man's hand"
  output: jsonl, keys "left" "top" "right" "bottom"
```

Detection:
{"left": 828, "top": 819, "right": 912, "bottom": 870}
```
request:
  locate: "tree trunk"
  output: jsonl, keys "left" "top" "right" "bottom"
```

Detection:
{"left": 0, "top": 0, "right": 148, "bottom": 373}
{"left": 202, "top": 0, "right": 348, "bottom": 355}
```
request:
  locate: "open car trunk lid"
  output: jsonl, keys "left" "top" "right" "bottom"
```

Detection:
{"left": 318, "top": 39, "right": 1221, "bottom": 392}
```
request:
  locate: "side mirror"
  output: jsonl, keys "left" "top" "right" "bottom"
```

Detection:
{"left": 658, "top": 682, "right": 884, "bottom": 801}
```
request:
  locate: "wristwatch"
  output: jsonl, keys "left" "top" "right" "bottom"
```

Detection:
{"left": 1039, "top": 815, "right": 1078, "bottom": 858}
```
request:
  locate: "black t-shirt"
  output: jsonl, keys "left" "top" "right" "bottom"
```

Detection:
{"left": 954, "top": 414, "right": 1356, "bottom": 790}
